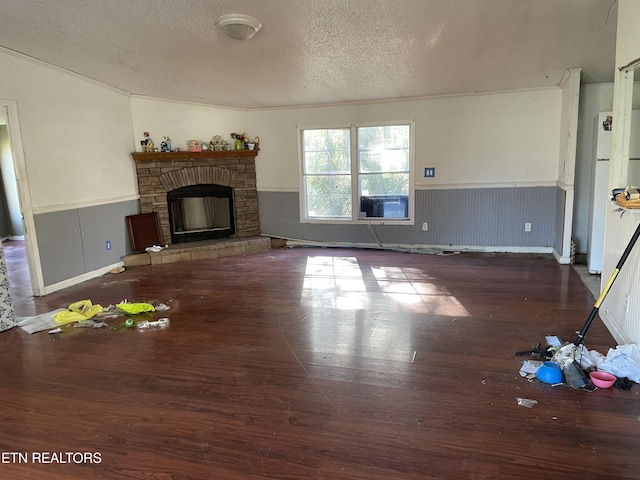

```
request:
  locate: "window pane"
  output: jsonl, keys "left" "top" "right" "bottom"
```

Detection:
{"left": 303, "top": 129, "right": 327, "bottom": 151}
{"left": 305, "top": 175, "right": 352, "bottom": 218}
{"left": 306, "top": 175, "right": 331, "bottom": 195}
{"left": 304, "top": 151, "right": 330, "bottom": 173}
{"left": 304, "top": 128, "right": 350, "bottom": 174}
{"left": 329, "top": 149, "right": 350, "bottom": 173}
{"left": 327, "top": 129, "right": 350, "bottom": 151}
{"left": 358, "top": 125, "right": 410, "bottom": 173}
{"left": 360, "top": 173, "right": 409, "bottom": 196}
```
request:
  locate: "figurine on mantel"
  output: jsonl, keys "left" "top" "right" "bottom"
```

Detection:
{"left": 254, "top": 136, "right": 260, "bottom": 150}
{"left": 160, "top": 136, "right": 172, "bottom": 152}
{"left": 210, "top": 135, "right": 230, "bottom": 151}
{"left": 140, "top": 132, "right": 154, "bottom": 152}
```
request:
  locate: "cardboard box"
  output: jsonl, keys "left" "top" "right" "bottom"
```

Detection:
{"left": 187, "top": 140, "right": 202, "bottom": 152}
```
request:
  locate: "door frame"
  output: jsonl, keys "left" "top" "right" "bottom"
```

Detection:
{"left": 1, "top": 100, "right": 44, "bottom": 296}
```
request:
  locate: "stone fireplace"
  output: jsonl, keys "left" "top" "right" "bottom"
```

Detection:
{"left": 131, "top": 150, "right": 260, "bottom": 246}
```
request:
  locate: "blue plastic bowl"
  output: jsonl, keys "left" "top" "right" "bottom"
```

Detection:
{"left": 536, "top": 361, "right": 564, "bottom": 384}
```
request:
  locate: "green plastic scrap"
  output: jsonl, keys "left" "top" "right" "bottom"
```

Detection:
{"left": 116, "top": 303, "right": 155, "bottom": 315}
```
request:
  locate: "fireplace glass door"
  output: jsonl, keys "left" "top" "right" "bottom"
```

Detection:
{"left": 167, "top": 184, "right": 235, "bottom": 244}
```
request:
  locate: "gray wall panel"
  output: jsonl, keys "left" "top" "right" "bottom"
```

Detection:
{"left": 79, "top": 200, "right": 140, "bottom": 271}
{"left": 34, "top": 209, "right": 86, "bottom": 286}
{"left": 35, "top": 199, "right": 140, "bottom": 287}
{"left": 259, "top": 186, "right": 558, "bottom": 248}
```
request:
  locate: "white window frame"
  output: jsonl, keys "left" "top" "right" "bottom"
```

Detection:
{"left": 298, "top": 120, "right": 415, "bottom": 225}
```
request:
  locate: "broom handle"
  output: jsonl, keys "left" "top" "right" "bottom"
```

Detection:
{"left": 574, "top": 221, "right": 640, "bottom": 346}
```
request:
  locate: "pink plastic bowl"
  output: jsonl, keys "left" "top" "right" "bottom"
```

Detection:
{"left": 590, "top": 371, "right": 616, "bottom": 388}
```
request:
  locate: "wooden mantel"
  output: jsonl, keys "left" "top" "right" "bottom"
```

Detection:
{"left": 131, "top": 150, "right": 258, "bottom": 162}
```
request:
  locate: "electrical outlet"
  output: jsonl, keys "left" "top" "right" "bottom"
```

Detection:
{"left": 106, "top": 240, "right": 111, "bottom": 251}
{"left": 422, "top": 222, "right": 428, "bottom": 231}
{"left": 524, "top": 222, "right": 532, "bottom": 232}
{"left": 424, "top": 167, "right": 436, "bottom": 178}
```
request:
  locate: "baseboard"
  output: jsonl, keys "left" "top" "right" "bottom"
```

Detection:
{"left": 280, "top": 237, "right": 553, "bottom": 255}
{"left": 42, "top": 261, "right": 124, "bottom": 296}
{"left": 552, "top": 248, "right": 572, "bottom": 264}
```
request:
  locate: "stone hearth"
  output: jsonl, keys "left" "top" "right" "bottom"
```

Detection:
{"left": 123, "top": 236, "right": 271, "bottom": 267}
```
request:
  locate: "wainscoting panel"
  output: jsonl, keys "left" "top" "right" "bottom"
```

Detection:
{"left": 78, "top": 201, "right": 140, "bottom": 271}
{"left": 258, "top": 186, "right": 557, "bottom": 249}
{"left": 34, "top": 209, "right": 86, "bottom": 287}
{"left": 600, "top": 206, "right": 640, "bottom": 345}
{"left": 34, "top": 200, "right": 139, "bottom": 287}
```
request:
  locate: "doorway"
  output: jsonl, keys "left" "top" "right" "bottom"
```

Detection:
{"left": 0, "top": 101, "right": 44, "bottom": 303}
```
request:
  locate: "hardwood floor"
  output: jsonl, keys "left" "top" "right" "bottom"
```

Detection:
{"left": 3, "top": 240, "right": 33, "bottom": 310}
{"left": 0, "top": 247, "right": 638, "bottom": 479}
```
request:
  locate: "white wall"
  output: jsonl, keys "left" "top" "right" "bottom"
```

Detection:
{"left": 248, "top": 88, "right": 562, "bottom": 192}
{"left": 0, "top": 50, "right": 136, "bottom": 212}
{"left": 129, "top": 97, "right": 249, "bottom": 152}
{"left": 573, "top": 82, "right": 640, "bottom": 253}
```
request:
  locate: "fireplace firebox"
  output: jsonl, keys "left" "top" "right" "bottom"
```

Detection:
{"left": 167, "top": 184, "right": 235, "bottom": 244}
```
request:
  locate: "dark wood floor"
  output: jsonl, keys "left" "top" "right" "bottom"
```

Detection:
{"left": 0, "top": 246, "right": 638, "bottom": 479}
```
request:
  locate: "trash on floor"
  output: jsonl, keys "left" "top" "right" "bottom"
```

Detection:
{"left": 551, "top": 343, "right": 589, "bottom": 388}
{"left": 73, "top": 319, "right": 108, "bottom": 329}
{"left": 136, "top": 317, "right": 170, "bottom": 330}
{"left": 517, "top": 338, "right": 640, "bottom": 392}
{"left": 48, "top": 327, "right": 63, "bottom": 334}
{"left": 145, "top": 245, "right": 166, "bottom": 253}
{"left": 519, "top": 360, "right": 543, "bottom": 377}
{"left": 594, "top": 344, "right": 640, "bottom": 383}
{"left": 17, "top": 308, "right": 67, "bottom": 334}
{"left": 110, "top": 317, "right": 137, "bottom": 331}
{"left": 110, "top": 266, "right": 125, "bottom": 274}
{"left": 53, "top": 299, "right": 104, "bottom": 325}
{"left": 516, "top": 397, "right": 537, "bottom": 408}
{"left": 515, "top": 342, "right": 555, "bottom": 360}
{"left": 116, "top": 302, "right": 155, "bottom": 315}
{"left": 155, "top": 303, "right": 170, "bottom": 311}
{"left": 535, "top": 362, "right": 564, "bottom": 385}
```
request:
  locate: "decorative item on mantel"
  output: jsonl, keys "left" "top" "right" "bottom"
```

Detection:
{"left": 210, "top": 135, "right": 230, "bottom": 151}
{"left": 160, "top": 136, "right": 172, "bottom": 152}
{"left": 186, "top": 140, "right": 202, "bottom": 152}
{"left": 230, "top": 132, "right": 260, "bottom": 150}
{"left": 140, "top": 132, "right": 155, "bottom": 152}
{"left": 230, "top": 132, "right": 246, "bottom": 150}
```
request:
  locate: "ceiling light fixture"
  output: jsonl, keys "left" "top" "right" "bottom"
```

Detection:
{"left": 216, "top": 14, "right": 262, "bottom": 41}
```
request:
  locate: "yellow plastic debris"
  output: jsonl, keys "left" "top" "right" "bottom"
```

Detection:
{"left": 116, "top": 303, "right": 155, "bottom": 315}
{"left": 53, "top": 300, "right": 104, "bottom": 325}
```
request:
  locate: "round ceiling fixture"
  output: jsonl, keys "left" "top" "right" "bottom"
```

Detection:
{"left": 216, "top": 14, "right": 262, "bottom": 41}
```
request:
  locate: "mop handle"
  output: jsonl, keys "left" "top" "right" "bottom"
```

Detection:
{"left": 574, "top": 221, "right": 640, "bottom": 346}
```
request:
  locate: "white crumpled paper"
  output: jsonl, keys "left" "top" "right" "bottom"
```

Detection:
{"left": 596, "top": 344, "right": 640, "bottom": 383}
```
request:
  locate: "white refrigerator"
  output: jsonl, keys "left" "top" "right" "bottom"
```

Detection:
{"left": 587, "top": 111, "right": 640, "bottom": 274}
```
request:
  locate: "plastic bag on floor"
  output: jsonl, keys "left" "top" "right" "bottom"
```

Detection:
{"left": 116, "top": 302, "right": 155, "bottom": 315}
{"left": 575, "top": 344, "right": 598, "bottom": 370}
{"left": 53, "top": 300, "right": 103, "bottom": 325}
{"left": 596, "top": 344, "right": 640, "bottom": 383}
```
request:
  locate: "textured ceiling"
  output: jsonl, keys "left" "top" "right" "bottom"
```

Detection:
{"left": 0, "top": 0, "right": 618, "bottom": 109}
